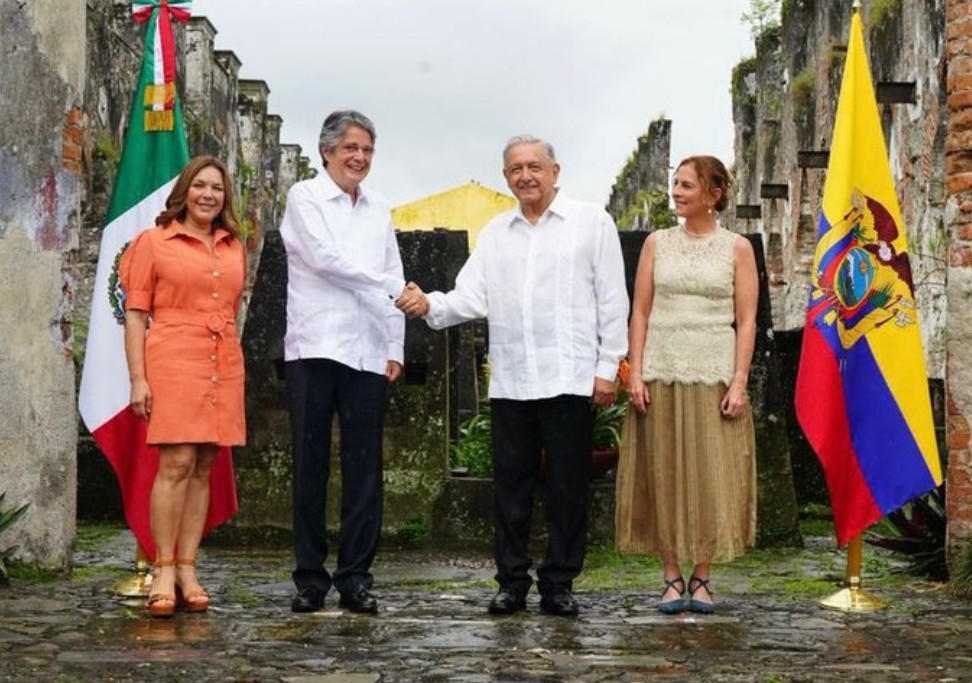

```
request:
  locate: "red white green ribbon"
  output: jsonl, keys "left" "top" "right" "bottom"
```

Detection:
{"left": 132, "top": 1, "right": 192, "bottom": 131}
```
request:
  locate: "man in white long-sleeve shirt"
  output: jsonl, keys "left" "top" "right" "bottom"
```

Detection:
{"left": 398, "top": 136, "right": 629, "bottom": 616}
{"left": 280, "top": 110, "right": 406, "bottom": 615}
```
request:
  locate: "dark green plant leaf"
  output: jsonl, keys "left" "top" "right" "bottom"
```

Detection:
{"left": 865, "top": 485, "right": 947, "bottom": 580}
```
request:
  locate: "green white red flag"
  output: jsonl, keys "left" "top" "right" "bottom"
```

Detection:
{"left": 78, "top": 0, "right": 237, "bottom": 559}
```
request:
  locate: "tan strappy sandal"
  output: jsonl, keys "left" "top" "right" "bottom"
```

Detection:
{"left": 176, "top": 558, "right": 210, "bottom": 613}
{"left": 147, "top": 559, "right": 177, "bottom": 618}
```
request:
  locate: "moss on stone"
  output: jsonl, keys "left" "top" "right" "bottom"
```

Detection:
{"left": 869, "top": 0, "right": 900, "bottom": 30}
{"left": 732, "top": 57, "right": 759, "bottom": 105}
{"left": 949, "top": 540, "right": 972, "bottom": 598}
{"left": 616, "top": 189, "right": 675, "bottom": 231}
{"left": 791, "top": 68, "right": 816, "bottom": 121}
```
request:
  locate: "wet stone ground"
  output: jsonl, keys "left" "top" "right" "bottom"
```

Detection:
{"left": 1, "top": 527, "right": 971, "bottom": 682}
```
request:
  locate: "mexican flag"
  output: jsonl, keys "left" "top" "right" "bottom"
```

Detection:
{"left": 78, "top": 0, "right": 237, "bottom": 559}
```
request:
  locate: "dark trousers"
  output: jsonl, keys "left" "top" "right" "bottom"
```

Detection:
{"left": 286, "top": 358, "right": 386, "bottom": 596}
{"left": 490, "top": 395, "right": 594, "bottom": 595}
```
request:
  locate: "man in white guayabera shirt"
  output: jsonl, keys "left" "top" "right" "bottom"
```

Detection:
{"left": 281, "top": 110, "right": 406, "bottom": 616}
{"left": 397, "top": 135, "right": 629, "bottom": 617}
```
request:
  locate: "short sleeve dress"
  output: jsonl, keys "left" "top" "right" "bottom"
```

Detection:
{"left": 120, "top": 221, "right": 246, "bottom": 446}
{"left": 615, "top": 225, "right": 756, "bottom": 563}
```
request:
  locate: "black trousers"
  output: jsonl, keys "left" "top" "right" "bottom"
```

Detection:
{"left": 286, "top": 358, "right": 386, "bottom": 596}
{"left": 490, "top": 395, "right": 594, "bottom": 595}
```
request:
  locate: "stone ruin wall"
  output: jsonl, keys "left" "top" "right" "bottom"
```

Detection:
{"left": 0, "top": 0, "right": 86, "bottom": 567}
{"left": 0, "top": 0, "right": 310, "bottom": 566}
{"left": 77, "top": 3, "right": 459, "bottom": 539}
{"left": 78, "top": 2, "right": 310, "bottom": 338}
{"left": 730, "top": 0, "right": 972, "bottom": 559}
{"left": 732, "top": 0, "right": 947, "bottom": 378}
{"left": 9, "top": 0, "right": 972, "bottom": 563}
{"left": 606, "top": 118, "right": 672, "bottom": 231}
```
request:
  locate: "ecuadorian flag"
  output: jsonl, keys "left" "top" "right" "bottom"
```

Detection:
{"left": 794, "top": 8, "right": 941, "bottom": 547}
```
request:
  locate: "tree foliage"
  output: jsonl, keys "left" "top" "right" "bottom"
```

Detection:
{"left": 741, "top": 0, "right": 782, "bottom": 41}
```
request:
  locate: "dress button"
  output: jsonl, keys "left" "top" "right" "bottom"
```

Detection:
{"left": 210, "top": 355, "right": 217, "bottom": 362}
{"left": 211, "top": 334, "right": 217, "bottom": 341}
{"left": 213, "top": 270, "right": 220, "bottom": 277}
{"left": 211, "top": 292, "right": 219, "bottom": 299}
{"left": 215, "top": 253, "right": 221, "bottom": 259}
{"left": 211, "top": 376, "right": 218, "bottom": 383}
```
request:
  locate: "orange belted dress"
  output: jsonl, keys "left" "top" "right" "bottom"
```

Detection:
{"left": 120, "top": 221, "right": 246, "bottom": 446}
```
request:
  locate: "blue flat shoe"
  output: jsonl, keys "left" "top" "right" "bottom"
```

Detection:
{"left": 688, "top": 575, "right": 715, "bottom": 614}
{"left": 657, "top": 575, "right": 687, "bottom": 614}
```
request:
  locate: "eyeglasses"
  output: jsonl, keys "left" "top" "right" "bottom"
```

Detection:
{"left": 337, "top": 143, "right": 375, "bottom": 157}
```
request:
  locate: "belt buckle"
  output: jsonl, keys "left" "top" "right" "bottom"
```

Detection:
{"left": 206, "top": 312, "right": 226, "bottom": 333}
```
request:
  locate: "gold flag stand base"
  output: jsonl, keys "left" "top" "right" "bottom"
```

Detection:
{"left": 111, "top": 569, "right": 152, "bottom": 597}
{"left": 819, "top": 578, "right": 886, "bottom": 612}
{"left": 818, "top": 535, "right": 887, "bottom": 613}
{"left": 110, "top": 546, "right": 153, "bottom": 598}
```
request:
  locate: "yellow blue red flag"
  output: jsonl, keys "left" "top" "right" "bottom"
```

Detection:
{"left": 794, "top": 8, "right": 941, "bottom": 546}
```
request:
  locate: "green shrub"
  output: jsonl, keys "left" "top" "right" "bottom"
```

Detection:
{"left": 450, "top": 408, "right": 493, "bottom": 478}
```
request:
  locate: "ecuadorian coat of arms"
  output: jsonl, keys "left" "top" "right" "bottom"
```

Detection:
{"left": 806, "top": 189, "right": 917, "bottom": 350}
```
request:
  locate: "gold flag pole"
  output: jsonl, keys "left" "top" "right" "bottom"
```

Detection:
{"left": 111, "top": 543, "right": 152, "bottom": 597}
{"left": 819, "top": 534, "right": 886, "bottom": 612}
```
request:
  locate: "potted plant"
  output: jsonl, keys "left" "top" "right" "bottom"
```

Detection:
{"left": 451, "top": 359, "right": 629, "bottom": 480}
{"left": 450, "top": 406, "right": 493, "bottom": 479}
{"left": 589, "top": 359, "right": 629, "bottom": 477}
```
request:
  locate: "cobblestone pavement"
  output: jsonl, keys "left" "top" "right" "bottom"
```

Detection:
{"left": 1, "top": 528, "right": 971, "bottom": 682}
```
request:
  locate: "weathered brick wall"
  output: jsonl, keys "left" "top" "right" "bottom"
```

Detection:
{"left": 945, "top": 0, "right": 972, "bottom": 555}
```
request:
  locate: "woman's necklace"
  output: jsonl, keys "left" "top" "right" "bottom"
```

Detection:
{"left": 682, "top": 222, "right": 717, "bottom": 238}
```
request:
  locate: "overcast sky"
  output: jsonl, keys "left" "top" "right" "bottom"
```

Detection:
{"left": 191, "top": 0, "right": 756, "bottom": 208}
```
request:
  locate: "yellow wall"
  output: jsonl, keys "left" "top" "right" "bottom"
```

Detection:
{"left": 392, "top": 182, "right": 517, "bottom": 249}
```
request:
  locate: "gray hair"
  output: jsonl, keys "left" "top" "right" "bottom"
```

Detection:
{"left": 503, "top": 135, "right": 557, "bottom": 167}
{"left": 319, "top": 110, "right": 376, "bottom": 165}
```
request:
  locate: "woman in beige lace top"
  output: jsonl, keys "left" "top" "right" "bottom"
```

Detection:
{"left": 615, "top": 155, "right": 759, "bottom": 614}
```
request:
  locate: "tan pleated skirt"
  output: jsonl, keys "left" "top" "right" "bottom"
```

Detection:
{"left": 615, "top": 381, "right": 756, "bottom": 563}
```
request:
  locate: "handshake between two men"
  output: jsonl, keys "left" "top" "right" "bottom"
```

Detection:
{"left": 396, "top": 282, "right": 429, "bottom": 319}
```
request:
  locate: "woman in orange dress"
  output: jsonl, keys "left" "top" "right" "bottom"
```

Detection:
{"left": 121, "top": 156, "right": 246, "bottom": 617}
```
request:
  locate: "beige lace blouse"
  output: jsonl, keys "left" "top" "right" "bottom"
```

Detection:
{"left": 642, "top": 225, "right": 738, "bottom": 386}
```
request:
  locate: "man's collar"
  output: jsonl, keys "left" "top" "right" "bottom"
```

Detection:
{"left": 318, "top": 171, "right": 369, "bottom": 204}
{"left": 510, "top": 188, "right": 566, "bottom": 226}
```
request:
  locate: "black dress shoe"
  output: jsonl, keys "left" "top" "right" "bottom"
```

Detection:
{"left": 488, "top": 588, "right": 526, "bottom": 615}
{"left": 291, "top": 587, "right": 326, "bottom": 613}
{"left": 338, "top": 586, "right": 378, "bottom": 614}
{"left": 539, "top": 591, "right": 579, "bottom": 617}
